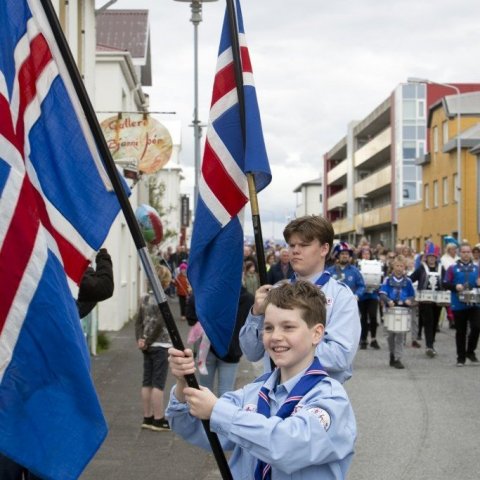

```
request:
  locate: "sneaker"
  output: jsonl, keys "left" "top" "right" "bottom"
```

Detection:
{"left": 150, "top": 417, "right": 170, "bottom": 431}
{"left": 393, "top": 359, "right": 405, "bottom": 369}
{"left": 426, "top": 348, "right": 435, "bottom": 358}
{"left": 370, "top": 339, "right": 380, "bottom": 350}
{"left": 466, "top": 353, "right": 479, "bottom": 364}
{"left": 359, "top": 341, "right": 368, "bottom": 350}
{"left": 141, "top": 416, "right": 154, "bottom": 430}
{"left": 389, "top": 353, "right": 395, "bottom": 367}
{"left": 456, "top": 361, "right": 465, "bottom": 367}
{"left": 411, "top": 340, "right": 421, "bottom": 348}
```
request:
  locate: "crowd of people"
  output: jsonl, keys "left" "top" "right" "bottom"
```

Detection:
{"left": 136, "top": 217, "right": 479, "bottom": 479}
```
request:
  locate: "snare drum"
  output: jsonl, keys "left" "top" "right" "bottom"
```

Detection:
{"left": 415, "top": 290, "right": 436, "bottom": 303}
{"left": 384, "top": 307, "right": 411, "bottom": 332}
{"left": 434, "top": 290, "right": 451, "bottom": 306}
{"left": 459, "top": 288, "right": 480, "bottom": 305}
{"left": 359, "top": 260, "right": 383, "bottom": 291}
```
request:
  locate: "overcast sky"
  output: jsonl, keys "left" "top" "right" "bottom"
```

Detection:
{"left": 112, "top": 0, "right": 479, "bottom": 239}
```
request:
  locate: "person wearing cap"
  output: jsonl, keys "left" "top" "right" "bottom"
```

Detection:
{"left": 327, "top": 242, "right": 366, "bottom": 301}
{"left": 410, "top": 243, "right": 446, "bottom": 358}
{"left": 443, "top": 242, "right": 480, "bottom": 366}
{"left": 174, "top": 262, "right": 191, "bottom": 321}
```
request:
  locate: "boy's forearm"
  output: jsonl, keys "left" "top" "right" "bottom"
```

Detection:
{"left": 174, "top": 379, "right": 188, "bottom": 403}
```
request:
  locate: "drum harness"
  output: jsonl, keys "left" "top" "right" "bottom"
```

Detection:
{"left": 387, "top": 276, "right": 409, "bottom": 304}
{"left": 421, "top": 262, "right": 443, "bottom": 291}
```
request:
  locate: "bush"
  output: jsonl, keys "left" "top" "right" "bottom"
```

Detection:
{"left": 97, "top": 332, "right": 110, "bottom": 353}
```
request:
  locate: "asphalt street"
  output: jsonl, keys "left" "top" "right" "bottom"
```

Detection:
{"left": 83, "top": 300, "right": 480, "bottom": 480}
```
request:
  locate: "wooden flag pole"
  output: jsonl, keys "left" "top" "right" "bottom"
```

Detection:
{"left": 225, "top": 0, "right": 268, "bottom": 286}
{"left": 39, "top": 1, "right": 233, "bottom": 478}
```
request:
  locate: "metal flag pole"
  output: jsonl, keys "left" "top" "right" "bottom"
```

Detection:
{"left": 38, "top": 1, "right": 233, "bottom": 478}
{"left": 225, "top": 0, "right": 268, "bottom": 286}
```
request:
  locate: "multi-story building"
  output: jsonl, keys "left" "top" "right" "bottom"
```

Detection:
{"left": 323, "top": 82, "right": 480, "bottom": 249}
{"left": 293, "top": 177, "right": 323, "bottom": 218}
{"left": 398, "top": 92, "right": 480, "bottom": 249}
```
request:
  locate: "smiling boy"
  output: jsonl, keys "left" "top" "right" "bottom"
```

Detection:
{"left": 166, "top": 281, "right": 356, "bottom": 480}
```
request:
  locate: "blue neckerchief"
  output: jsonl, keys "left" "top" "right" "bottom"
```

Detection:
{"left": 387, "top": 275, "right": 408, "bottom": 302}
{"left": 254, "top": 357, "right": 328, "bottom": 480}
{"left": 290, "top": 270, "right": 331, "bottom": 288}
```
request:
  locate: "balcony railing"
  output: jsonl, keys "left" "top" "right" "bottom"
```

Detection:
{"left": 327, "top": 159, "right": 348, "bottom": 185}
{"left": 354, "top": 127, "right": 391, "bottom": 168}
{"left": 327, "top": 188, "right": 348, "bottom": 210}
{"left": 355, "top": 204, "right": 391, "bottom": 229}
{"left": 354, "top": 165, "right": 392, "bottom": 198}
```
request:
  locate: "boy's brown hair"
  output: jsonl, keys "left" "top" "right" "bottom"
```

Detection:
{"left": 283, "top": 215, "right": 334, "bottom": 255}
{"left": 264, "top": 281, "right": 326, "bottom": 327}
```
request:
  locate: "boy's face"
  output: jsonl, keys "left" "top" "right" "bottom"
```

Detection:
{"left": 263, "top": 304, "right": 324, "bottom": 381}
{"left": 392, "top": 261, "right": 405, "bottom": 277}
{"left": 459, "top": 246, "right": 472, "bottom": 263}
{"left": 287, "top": 233, "right": 329, "bottom": 278}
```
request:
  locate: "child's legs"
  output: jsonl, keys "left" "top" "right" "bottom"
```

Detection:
{"left": 388, "top": 332, "right": 404, "bottom": 359}
{"left": 216, "top": 361, "right": 239, "bottom": 397}
{"left": 151, "top": 347, "right": 169, "bottom": 418}
{"left": 178, "top": 295, "right": 187, "bottom": 316}
{"left": 199, "top": 350, "right": 218, "bottom": 392}
{"left": 454, "top": 310, "right": 468, "bottom": 360}
{"left": 420, "top": 303, "right": 435, "bottom": 349}
{"left": 142, "top": 351, "right": 154, "bottom": 416}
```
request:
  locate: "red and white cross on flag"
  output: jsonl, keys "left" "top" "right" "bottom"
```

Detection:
{"left": 0, "top": 1, "right": 124, "bottom": 478}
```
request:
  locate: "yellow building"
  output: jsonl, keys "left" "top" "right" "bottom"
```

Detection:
{"left": 398, "top": 92, "right": 480, "bottom": 250}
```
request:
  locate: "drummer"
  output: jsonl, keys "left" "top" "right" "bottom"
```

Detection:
{"left": 379, "top": 255, "right": 415, "bottom": 369}
{"left": 357, "top": 247, "right": 381, "bottom": 350}
{"left": 443, "top": 242, "right": 480, "bottom": 367}
{"left": 327, "top": 242, "right": 366, "bottom": 301}
{"left": 409, "top": 243, "right": 445, "bottom": 358}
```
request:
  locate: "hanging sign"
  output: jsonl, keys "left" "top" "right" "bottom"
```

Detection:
{"left": 100, "top": 114, "right": 173, "bottom": 174}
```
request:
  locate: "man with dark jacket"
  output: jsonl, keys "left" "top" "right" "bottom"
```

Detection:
{"left": 266, "top": 248, "right": 294, "bottom": 285}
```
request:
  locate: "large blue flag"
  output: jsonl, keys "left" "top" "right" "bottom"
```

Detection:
{"left": 0, "top": 1, "right": 125, "bottom": 478}
{"left": 188, "top": 0, "right": 271, "bottom": 357}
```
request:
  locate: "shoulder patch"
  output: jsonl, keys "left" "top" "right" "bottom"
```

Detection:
{"left": 307, "top": 407, "right": 331, "bottom": 431}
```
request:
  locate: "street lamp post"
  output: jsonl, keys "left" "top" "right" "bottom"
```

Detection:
{"left": 407, "top": 77, "right": 462, "bottom": 241}
{"left": 174, "top": 0, "right": 218, "bottom": 208}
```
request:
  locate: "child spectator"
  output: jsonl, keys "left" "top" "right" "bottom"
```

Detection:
{"left": 174, "top": 262, "right": 191, "bottom": 321}
{"left": 166, "top": 281, "right": 356, "bottom": 479}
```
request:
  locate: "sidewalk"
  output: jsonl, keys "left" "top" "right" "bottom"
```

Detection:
{"left": 83, "top": 304, "right": 480, "bottom": 480}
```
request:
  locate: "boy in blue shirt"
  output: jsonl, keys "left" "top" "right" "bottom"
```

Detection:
{"left": 166, "top": 281, "right": 356, "bottom": 479}
{"left": 239, "top": 215, "right": 360, "bottom": 384}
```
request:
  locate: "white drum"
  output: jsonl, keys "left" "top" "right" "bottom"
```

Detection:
{"left": 434, "top": 290, "right": 451, "bottom": 306}
{"left": 459, "top": 288, "right": 480, "bottom": 305}
{"left": 359, "top": 260, "right": 383, "bottom": 291}
{"left": 415, "top": 290, "right": 436, "bottom": 303}
{"left": 384, "top": 307, "right": 411, "bottom": 332}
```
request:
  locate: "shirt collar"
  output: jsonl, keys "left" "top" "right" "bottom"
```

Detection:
{"left": 264, "top": 364, "right": 310, "bottom": 395}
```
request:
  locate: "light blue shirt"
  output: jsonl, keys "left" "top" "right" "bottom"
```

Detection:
{"left": 166, "top": 367, "right": 356, "bottom": 479}
{"left": 239, "top": 275, "right": 361, "bottom": 383}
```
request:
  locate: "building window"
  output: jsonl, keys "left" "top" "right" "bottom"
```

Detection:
{"left": 443, "top": 177, "right": 448, "bottom": 205}
{"left": 418, "top": 141, "right": 425, "bottom": 157}
{"left": 424, "top": 184, "right": 430, "bottom": 209}
{"left": 433, "top": 180, "right": 438, "bottom": 207}
{"left": 418, "top": 100, "right": 425, "bottom": 117}
{"left": 403, "top": 141, "right": 416, "bottom": 159}
{"left": 433, "top": 126, "right": 439, "bottom": 154}
{"left": 453, "top": 173, "right": 459, "bottom": 203}
{"left": 442, "top": 121, "right": 449, "bottom": 144}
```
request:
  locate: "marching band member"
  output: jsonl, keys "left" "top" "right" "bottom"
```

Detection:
{"left": 327, "top": 242, "right": 366, "bottom": 301}
{"left": 379, "top": 255, "right": 415, "bottom": 369}
{"left": 409, "top": 243, "right": 445, "bottom": 358}
{"left": 443, "top": 242, "right": 480, "bottom": 366}
{"left": 357, "top": 247, "right": 381, "bottom": 350}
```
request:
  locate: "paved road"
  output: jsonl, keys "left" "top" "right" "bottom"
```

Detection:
{"left": 83, "top": 301, "right": 480, "bottom": 479}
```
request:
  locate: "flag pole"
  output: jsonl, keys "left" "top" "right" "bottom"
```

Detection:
{"left": 38, "top": 1, "right": 233, "bottom": 478}
{"left": 225, "top": 0, "right": 268, "bottom": 285}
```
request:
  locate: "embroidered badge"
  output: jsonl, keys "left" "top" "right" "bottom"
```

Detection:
{"left": 326, "top": 296, "right": 333, "bottom": 306}
{"left": 307, "top": 407, "right": 331, "bottom": 430}
{"left": 244, "top": 404, "right": 257, "bottom": 412}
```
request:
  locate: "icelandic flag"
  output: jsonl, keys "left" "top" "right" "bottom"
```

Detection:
{"left": 188, "top": 0, "right": 271, "bottom": 357}
{"left": 0, "top": 1, "right": 126, "bottom": 478}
